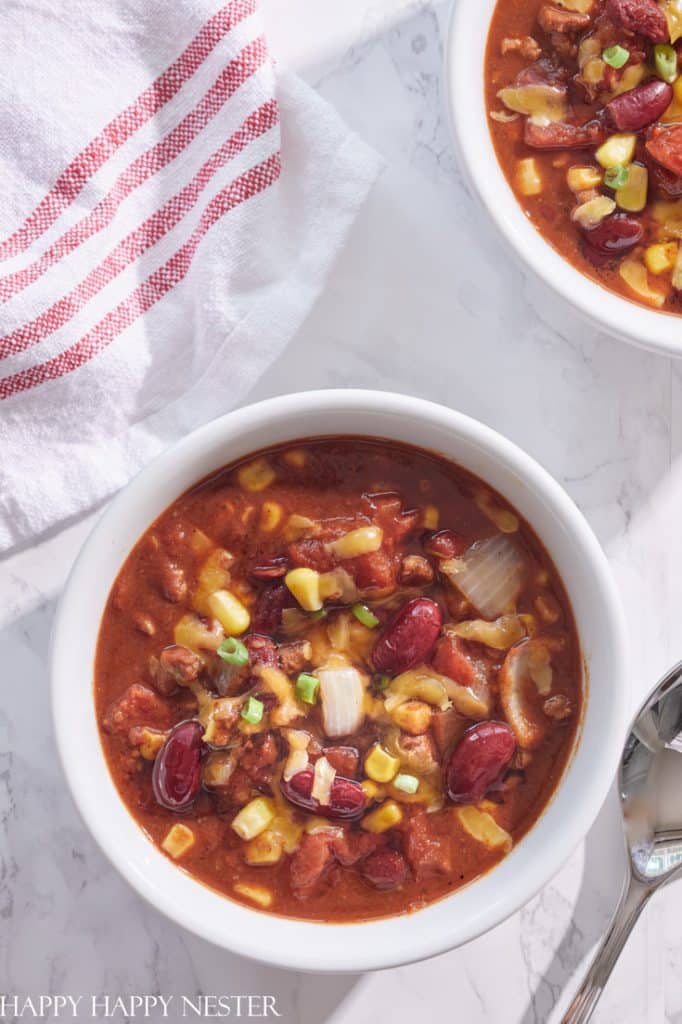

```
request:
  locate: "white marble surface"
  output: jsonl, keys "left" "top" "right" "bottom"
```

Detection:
{"left": 2, "top": 0, "right": 682, "bottom": 1020}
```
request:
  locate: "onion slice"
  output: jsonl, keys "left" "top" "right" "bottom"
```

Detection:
{"left": 311, "top": 756, "right": 336, "bottom": 805}
{"left": 318, "top": 657, "right": 366, "bottom": 737}
{"left": 441, "top": 535, "right": 525, "bottom": 620}
{"left": 499, "top": 638, "right": 559, "bottom": 749}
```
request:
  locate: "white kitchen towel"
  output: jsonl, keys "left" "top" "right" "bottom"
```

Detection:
{"left": 0, "top": 0, "right": 382, "bottom": 553}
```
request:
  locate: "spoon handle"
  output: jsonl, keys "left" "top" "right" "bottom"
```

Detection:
{"left": 561, "top": 874, "right": 650, "bottom": 1024}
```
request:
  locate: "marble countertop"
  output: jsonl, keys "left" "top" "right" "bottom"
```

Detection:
{"left": 3, "top": 0, "right": 682, "bottom": 1021}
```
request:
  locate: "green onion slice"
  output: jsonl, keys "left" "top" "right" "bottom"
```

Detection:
{"left": 602, "top": 45, "right": 629, "bottom": 69}
{"left": 351, "top": 602, "right": 380, "bottom": 628}
{"left": 217, "top": 636, "right": 250, "bottom": 666}
{"left": 393, "top": 773, "right": 419, "bottom": 795}
{"left": 374, "top": 673, "right": 391, "bottom": 691}
{"left": 310, "top": 608, "right": 327, "bottom": 621}
{"left": 604, "top": 164, "right": 630, "bottom": 189}
{"left": 655, "top": 43, "right": 678, "bottom": 84}
{"left": 296, "top": 672, "right": 320, "bottom": 705}
{"left": 241, "top": 696, "right": 264, "bottom": 725}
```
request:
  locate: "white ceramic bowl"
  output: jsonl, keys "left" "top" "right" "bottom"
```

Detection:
{"left": 51, "top": 389, "right": 628, "bottom": 972}
{"left": 445, "top": 0, "right": 682, "bottom": 357}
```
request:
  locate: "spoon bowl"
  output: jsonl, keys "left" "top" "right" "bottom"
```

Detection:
{"left": 563, "top": 661, "right": 682, "bottom": 1022}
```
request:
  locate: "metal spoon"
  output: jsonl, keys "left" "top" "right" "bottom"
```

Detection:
{"left": 562, "top": 661, "right": 682, "bottom": 1023}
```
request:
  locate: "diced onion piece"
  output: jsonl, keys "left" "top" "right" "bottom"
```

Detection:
{"left": 283, "top": 748, "right": 309, "bottom": 782}
{"left": 304, "top": 817, "right": 344, "bottom": 835}
{"left": 499, "top": 638, "right": 561, "bottom": 749}
{"left": 446, "top": 615, "right": 529, "bottom": 650}
{"left": 567, "top": 165, "right": 603, "bottom": 192}
{"left": 652, "top": 199, "right": 682, "bottom": 238}
{"left": 311, "top": 756, "right": 336, "bottom": 805}
{"left": 595, "top": 133, "right": 636, "bottom": 169}
{"left": 441, "top": 535, "right": 525, "bottom": 620}
{"left": 318, "top": 657, "right": 366, "bottom": 737}
{"left": 330, "top": 525, "right": 383, "bottom": 559}
{"left": 619, "top": 259, "right": 666, "bottom": 307}
{"left": 393, "top": 773, "right": 419, "bottom": 795}
{"left": 571, "top": 195, "right": 616, "bottom": 230}
{"left": 162, "top": 823, "right": 195, "bottom": 859}
{"left": 490, "top": 109, "right": 519, "bottom": 123}
{"left": 283, "top": 514, "right": 319, "bottom": 542}
{"left": 457, "top": 806, "right": 513, "bottom": 852}
{"left": 319, "top": 567, "right": 359, "bottom": 603}
{"left": 515, "top": 157, "right": 543, "bottom": 197}
{"left": 497, "top": 84, "right": 567, "bottom": 122}
{"left": 616, "top": 164, "right": 648, "bottom": 213}
{"left": 233, "top": 882, "right": 273, "bottom": 908}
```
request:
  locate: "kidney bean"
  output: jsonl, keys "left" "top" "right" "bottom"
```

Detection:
{"left": 250, "top": 556, "right": 288, "bottom": 580}
{"left": 361, "top": 849, "right": 409, "bottom": 891}
{"left": 582, "top": 214, "right": 643, "bottom": 265}
{"left": 152, "top": 720, "right": 204, "bottom": 811}
{"left": 281, "top": 769, "right": 366, "bottom": 820}
{"left": 646, "top": 123, "right": 682, "bottom": 177}
{"left": 445, "top": 721, "right": 516, "bottom": 804}
{"left": 607, "top": 0, "right": 668, "bottom": 42}
{"left": 423, "top": 529, "right": 469, "bottom": 559}
{"left": 251, "top": 583, "right": 292, "bottom": 634}
{"left": 605, "top": 79, "right": 673, "bottom": 132}
{"left": 371, "top": 597, "right": 442, "bottom": 675}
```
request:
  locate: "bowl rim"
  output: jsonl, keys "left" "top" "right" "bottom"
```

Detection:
{"left": 444, "top": 0, "right": 682, "bottom": 358}
{"left": 50, "top": 388, "right": 629, "bottom": 972}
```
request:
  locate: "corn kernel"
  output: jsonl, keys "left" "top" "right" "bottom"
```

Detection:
{"left": 260, "top": 501, "right": 283, "bottom": 532}
{"left": 330, "top": 525, "right": 383, "bottom": 560}
{"left": 192, "top": 548, "right": 234, "bottom": 615}
{"left": 237, "top": 457, "right": 276, "bottom": 492}
{"left": 283, "top": 514, "right": 318, "bottom": 542}
{"left": 161, "top": 823, "right": 195, "bottom": 859}
{"left": 208, "top": 589, "right": 250, "bottom": 636}
{"left": 616, "top": 163, "right": 648, "bottom": 213}
{"left": 566, "top": 165, "right": 603, "bottom": 192}
{"left": 360, "top": 779, "right": 385, "bottom": 802}
{"left": 645, "top": 242, "right": 678, "bottom": 275}
{"left": 595, "top": 133, "right": 636, "bottom": 168}
{"left": 515, "top": 157, "right": 542, "bottom": 196}
{"left": 391, "top": 700, "right": 433, "bottom": 736}
{"left": 423, "top": 505, "right": 439, "bottom": 529}
{"left": 364, "top": 744, "right": 400, "bottom": 783}
{"left": 233, "top": 882, "right": 273, "bottom": 908}
{"left": 244, "top": 830, "right": 284, "bottom": 865}
{"left": 174, "top": 613, "right": 224, "bottom": 652}
{"left": 284, "top": 567, "right": 322, "bottom": 612}
{"left": 361, "top": 800, "right": 404, "bottom": 833}
{"left": 231, "top": 797, "right": 276, "bottom": 841}
{"left": 283, "top": 448, "right": 306, "bottom": 468}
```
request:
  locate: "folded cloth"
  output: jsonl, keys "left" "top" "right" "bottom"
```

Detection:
{"left": 0, "top": 0, "right": 382, "bottom": 554}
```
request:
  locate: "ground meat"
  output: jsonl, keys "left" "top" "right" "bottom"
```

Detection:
{"left": 239, "top": 732, "right": 279, "bottom": 788}
{"left": 501, "top": 35, "right": 542, "bottom": 59}
{"left": 288, "top": 538, "right": 335, "bottom": 573}
{"left": 538, "top": 4, "right": 591, "bottom": 32}
{"left": 152, "top": 644, "right": 203, "bottom": 695}
{"left": 290, "top": 832, "right": 337, "bottom": 894}
{"left": 346, "top": 548, "right": 397, "bottom": 592}
{"left": 399, "top": 554, "right": 435, "bottom": 587}
{"left": 102, "top": 684, "right": 173, "bottom": 735}
{"left": 323, "top": 745, "right": 360, "bottom": 778}
{"left": 403, "top": 811, "right": 452, "bottom": 878}
{"left": 215, "top": 768, "right": 255, "bottom": 810}
{"left": 278, "top": 640, "right": 312, "bottom": 675}
{"left": 157, "top": 559, "right": 187, "bottom": 603}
